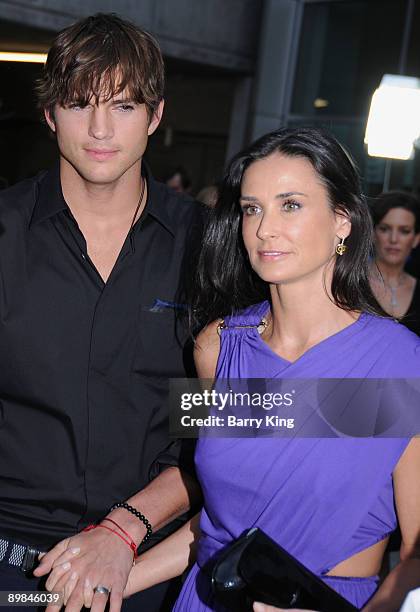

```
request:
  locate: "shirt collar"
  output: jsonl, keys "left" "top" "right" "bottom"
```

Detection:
{"left": 142, "top": 161, "right": 176, "bottom": 236}
{"left": 30, "top": 160, "right": 176, "bottom": 237}
{"left": 30, "top": 162, "right": 67, "bottom": 227}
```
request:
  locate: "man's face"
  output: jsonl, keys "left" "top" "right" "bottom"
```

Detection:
{"left": 45, "top": 92, "right": 163, "bottom": 185}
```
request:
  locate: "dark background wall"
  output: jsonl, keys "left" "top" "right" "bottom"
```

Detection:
{"left": 1, "top": 0, "right": 420, "bottom": 196}
{"left": 0, "top": 0, "right": 263, "bottom": 192}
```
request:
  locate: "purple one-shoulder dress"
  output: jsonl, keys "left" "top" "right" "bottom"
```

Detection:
{"left": 174, "top": 302, "right": 420, "bottom": 611}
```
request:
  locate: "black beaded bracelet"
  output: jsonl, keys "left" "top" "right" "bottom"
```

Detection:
{"left": 109, "top": 502, "right": 153, "bottom": 546}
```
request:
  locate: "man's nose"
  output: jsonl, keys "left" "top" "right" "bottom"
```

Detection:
{"left": 88, "top": 107, "right": 114, "bottom": 140}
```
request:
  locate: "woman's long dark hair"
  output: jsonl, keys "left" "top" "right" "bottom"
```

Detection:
{"left": 190, "top": 127, "right": 385, "bottom": 329}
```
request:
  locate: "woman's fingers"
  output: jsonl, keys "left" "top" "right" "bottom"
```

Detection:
{"left": 45, "top": 562, "right": 72, "bottom": 591}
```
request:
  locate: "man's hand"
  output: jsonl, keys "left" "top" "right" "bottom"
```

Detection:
{"left": 33, "top": 526, "right": 134, "bottom": 612}
{"left": 32, "top": 466, "right": 201, "bottom": 611}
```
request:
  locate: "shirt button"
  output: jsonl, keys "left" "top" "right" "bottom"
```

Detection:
{"left": 81, "top": 253, "right": 86, "bottom": 260}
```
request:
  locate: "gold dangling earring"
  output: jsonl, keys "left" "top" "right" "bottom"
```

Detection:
{"left": 335, "top": 237, "right": 347, "bottom": 256}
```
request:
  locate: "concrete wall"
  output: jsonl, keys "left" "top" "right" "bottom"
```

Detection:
{"left": 0, "top": 0, "right": 262, "bottom": 72}
{"left": 0, "top": 0, "right": 267, "bottom": 189}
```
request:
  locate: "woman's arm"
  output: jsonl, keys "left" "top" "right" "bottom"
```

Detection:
{"left": 124, "top": 513, "right": 201, "bottom": 597}
{"left": 363, "top": 437, "right": 420, "bottom": 612}
{"left": 193, "top": 319, "right": 221, "bottom": 379}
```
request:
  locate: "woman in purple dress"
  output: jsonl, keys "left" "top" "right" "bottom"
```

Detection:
{"left": 42, "top": 127, "right": 418, "bottom": 612}
{"left": 122, "top": 128, "right": 420, "bottom": 611}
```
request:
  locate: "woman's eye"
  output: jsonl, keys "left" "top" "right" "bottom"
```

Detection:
{"left": 283, "top": 200, "right": 301, "bottom": 212}
{"left": 242, "top": 205, "right": 261, "bottom": 216}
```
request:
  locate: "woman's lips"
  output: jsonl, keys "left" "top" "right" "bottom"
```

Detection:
{"left": 257, "top": 250, "right": 290, "bottom": 261}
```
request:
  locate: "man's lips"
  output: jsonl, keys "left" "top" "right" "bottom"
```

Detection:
{"left": 85, "top": 148, "right": 119, "bottom": 160}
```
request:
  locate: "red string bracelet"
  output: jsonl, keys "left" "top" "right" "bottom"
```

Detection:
{"left": 83, "top": 524, "right": 138, "bottom": 560}
{"left": 101, "top": 517, "right": 136, "bottom": 543}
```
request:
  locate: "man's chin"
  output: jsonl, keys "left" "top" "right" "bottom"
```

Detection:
{"left": 60, "top": 155, "right": 142, "bottom": 186}
{"left": 71, "top": 164, "right": 127, "bottom": 186}
{"left": 82, "top": 171, "right": 123, "bottom": 185}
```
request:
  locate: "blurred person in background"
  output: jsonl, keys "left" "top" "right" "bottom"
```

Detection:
{"left": 165, "top": 166, "right": 192, "bottom": 194}
{"left": 196, "top": 184, "right": 219, "bottom": 208}
{"left": 370, "top": 191, "right": 420, "bottom": 335}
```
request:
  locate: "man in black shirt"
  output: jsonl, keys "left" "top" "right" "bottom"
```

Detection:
{"left": 0, "top": 13, "right": 200, "bottom": 611}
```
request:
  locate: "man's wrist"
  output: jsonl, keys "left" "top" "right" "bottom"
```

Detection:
{"left": 86, "top": 521, "right": 138, "bottom": 559}
{"left": 106, "top": 507, "right": 149, "bottom": 548}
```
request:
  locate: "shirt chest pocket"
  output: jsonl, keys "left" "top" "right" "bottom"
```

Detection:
{"left": 132, "top": 308, "right": 187, "bottom": 377}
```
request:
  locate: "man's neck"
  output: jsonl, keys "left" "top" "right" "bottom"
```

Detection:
{"left": 59, "top": 156, "right": 144, "bottom": 226}
{"left": 58, "top": 156, "right": 147, "bottom": 283}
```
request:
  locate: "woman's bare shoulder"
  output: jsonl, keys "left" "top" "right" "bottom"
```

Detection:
{"left": 193, "top": 320, "right": 222, "bottom": 379}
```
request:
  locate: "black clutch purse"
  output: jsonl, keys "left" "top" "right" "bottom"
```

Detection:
{"left": 211, "top": 527, "right": 359, "bottom": 611}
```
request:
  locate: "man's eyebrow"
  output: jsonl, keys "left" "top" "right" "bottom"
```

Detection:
{"left": 239, "top": 192, "right": 307, "bottom": 201}
{"left": 111, "top": 97, "right": 135, "bottom": 104}
{"left": 66, "top": 98, "right": 88, "bottom": 104}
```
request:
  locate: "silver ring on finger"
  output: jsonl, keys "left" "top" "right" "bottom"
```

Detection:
{"left": 93, "top": 585, "right": 110, "bottom": 597}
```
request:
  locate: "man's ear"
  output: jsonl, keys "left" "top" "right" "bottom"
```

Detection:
{"left": 44, "top": 108, "right": 56, "bottom": 133}
{"left": 147, "top": 99, "right": 164, "bottom": 136}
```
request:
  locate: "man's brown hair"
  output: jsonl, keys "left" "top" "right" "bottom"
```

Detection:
{"left": 36, "top": 13, "right": 164, "bottom": 117}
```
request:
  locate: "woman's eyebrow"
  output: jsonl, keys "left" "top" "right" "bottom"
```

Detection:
{"left": 240, "top": 192, "right": 307, "bottom": 201}
{"left": 275, "top": 191, "right": 307, "bottom": 198}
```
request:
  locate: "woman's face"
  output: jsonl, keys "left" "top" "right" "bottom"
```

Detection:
{"left": 240, "top": 153, "right": 350, "bottom": 286}
{"left": 374, "top": 207, "right": 420, "bottom": 268}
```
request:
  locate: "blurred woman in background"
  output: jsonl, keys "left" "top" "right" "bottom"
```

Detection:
{"left": 370, "top": 191, "right": 420, "bottom": 335}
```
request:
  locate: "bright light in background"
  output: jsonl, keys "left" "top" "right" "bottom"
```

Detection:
{"left": 365, "top": 74, "right": 420, "bottom": 160}
{"left": 0, "top": 52, "right": 47, "bottom": 64}
{"left": 314, "top": 98, "right": 329, "bottom": 109}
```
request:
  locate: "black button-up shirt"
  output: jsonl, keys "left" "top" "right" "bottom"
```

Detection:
{"left": 0, "top": 163, "right": 199, "bottom": 549}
